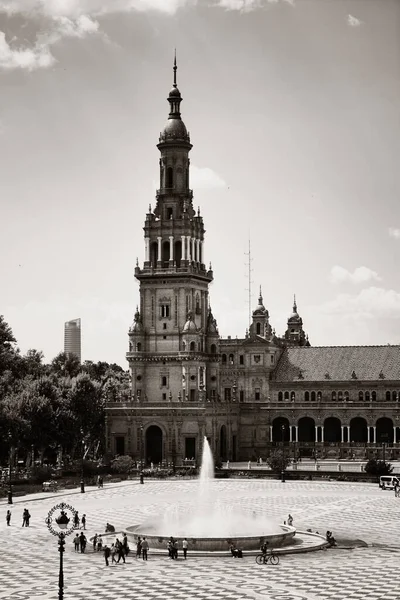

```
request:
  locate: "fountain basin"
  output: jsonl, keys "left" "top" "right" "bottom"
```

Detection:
{"left": 127, "top": 524, "right": 296, "bottom": 552}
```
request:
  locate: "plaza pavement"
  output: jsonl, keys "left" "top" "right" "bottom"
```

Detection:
{"left": 1, "top": 479, "right": 400, "bottom": 600}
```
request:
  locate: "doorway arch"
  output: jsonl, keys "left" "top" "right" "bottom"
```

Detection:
{"left": 376, "top": 417, "right": 394, "bottom": 444}
{"left": 350, "top": 417, "right": 368, "bottom": 443}
{"left": 324, "top": 417, "right": 341, "bottom": 443}
{"left": 298, "top": 417, "right": 315, "bottom": 442}
{"left": 146, "top": 425, "right": 163, "bottom": 465}
{"left": 272, "top": 417, "right": 290, "bottom": 442}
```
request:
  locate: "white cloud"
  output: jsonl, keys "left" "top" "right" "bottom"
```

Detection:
{"left": 347, "top": 14, "right": 362, "bottom": 27}
{"left": 317, "top": 287, "right": 400, "bottom": 320}
{"left": 190, "top": 165, "right": 226, "bottom": 189}
{"left": 0, "top": 31, "right": 55, "bottom": 70}
{"left": 0, "top": 0, "right": 194, "bottom": 18}
{"left": 388, "top": 227, "right": 400, "bottom": 239}
{"left": 215, "top": 0, "right": 293, "bottom": 10}
{"left": 329, "top": 265, "right": 381, "bottom": 285}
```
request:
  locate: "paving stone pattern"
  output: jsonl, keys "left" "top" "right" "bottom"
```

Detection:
{"left": 1, "top": 480, "right": 399, "bottom": 600}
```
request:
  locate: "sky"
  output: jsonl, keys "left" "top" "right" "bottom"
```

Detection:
{"left": 0, "top": 0, "right": 399, "bottom": 367}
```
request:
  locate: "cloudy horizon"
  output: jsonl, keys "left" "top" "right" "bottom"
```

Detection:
{"left": 1, "top": 0, "right": 399, "bottom": 366}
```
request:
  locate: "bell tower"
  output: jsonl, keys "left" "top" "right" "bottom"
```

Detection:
{"left": 128, "top": 55, "right": 216, "bottom": 405}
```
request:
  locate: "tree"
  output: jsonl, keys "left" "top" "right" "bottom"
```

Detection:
{"left": 111, "top": 455, "right": 135, "bottom": 474}
{"left": 50, "top": 352, "right": 81, "bottom": 378}
{"left": 20, "top": 349, "right": 45, "bottom": 379}
{"left": 68, "top": 373, "right": 105, "bottom": 457}
{"left": 266, "top": 449, "right": 292, "bottom": 474}
{"left": 0, "top": 315, "right": 19, "bottom": 375}
{"left": 364, "top": 458, "right": 393, "bottom": 476}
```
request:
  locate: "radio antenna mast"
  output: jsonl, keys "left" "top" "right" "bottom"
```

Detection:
{"left": 244, "top": 237, "right": 253, "bottom": 328}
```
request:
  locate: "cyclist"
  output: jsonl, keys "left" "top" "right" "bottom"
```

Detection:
{"left": 260, "top": 541, "right": 268, "bottom": 555}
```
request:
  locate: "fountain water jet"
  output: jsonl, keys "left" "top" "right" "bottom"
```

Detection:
{"left": 129, "top": 437, "right": 296, "bottom": 551}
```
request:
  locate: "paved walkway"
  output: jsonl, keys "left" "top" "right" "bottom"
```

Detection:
{"left": 1, "top": 479, "right": 400, "bottom": 600}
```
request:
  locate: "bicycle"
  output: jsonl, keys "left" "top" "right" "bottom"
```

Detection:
{"left": 256, "top": 551, "right": 279, "bottom": 565}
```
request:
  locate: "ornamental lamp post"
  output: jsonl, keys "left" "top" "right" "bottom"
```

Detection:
{"left": 80, "top": 437, "right": 85, "bottom": 494}
{"left": 281, "top": 424, "right": 286, "bottom": 483}
{"left": 46, "top": 502, "right": 78, "bottom": 600}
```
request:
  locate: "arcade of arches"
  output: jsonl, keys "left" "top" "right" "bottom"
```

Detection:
{"left": 271, "top": 416, "right": 400, "bottom": 444}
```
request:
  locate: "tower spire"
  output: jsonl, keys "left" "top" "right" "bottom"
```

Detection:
{"left": 293, "top": 294, "right": 297, "bottom": 312}
{"left": 173, "top": 49, "right": 177, "bottom": 88}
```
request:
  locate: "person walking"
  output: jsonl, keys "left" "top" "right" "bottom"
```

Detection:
{"left": 97, "top": 535, "right": 103, "bottom": 552}
{"left": 74, "top": 512, "right": 80, "bottom": 529}
{"left": 22, "top": 509, "right": 28, "bottom": 527}
{"left": 136, "top": 536, "right": 142, "bottom": 559}
{"left": 6, "top": 510, "right": 11, "bottom": 526}
{"left": 93, "top": 534, "right": 98, "bottom": 552}
{"left": 122, "top": 533, "right": 129, "bottom": 557}
{"left": 111, "top": 543, "right": 117, "bottom": 564}
{"left": 73, "top": 534, "right": 80, "bottom": 552}
{"left": 81, "top": 514, "right": 86, "bottom": 530}
{"left": 117, "top": 542, "right": 126, "bottom": 564}
{"left": 79, "top": 532, "right": 87, "bottom": 553}
{"left": 141, "top": 537, "right": 149, "bottom": 561}
{"left": 103, "top": 545, "right": 111, "bottom": 566}
{"left": 182, "top": 538, "right": 188, "bottom": 560}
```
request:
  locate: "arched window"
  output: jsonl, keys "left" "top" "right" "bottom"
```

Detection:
{"left": 210, "top": 344, "right": 216, "bottom": 354}
{"left": 222, "top": 354, "right": 227, "bottom": 364}
{"left": 386, "top": 391, "right": 391, "bottom": 401}
{"left": 338, "top": 391, "right": 343, "bottom": 401}
{"left": 278, "top": 391, "right": 283, "bottom": 402}
{"left": 161, "top": 376, "right": 167, "bottom": 387}
{"left": 311, "top": 391, "right": 316, "bottom": 401}
{"left": 344, "top": 391, "right": 349, "bottom": 401}
{"left": 305, "top": 391, "right": 310, "bottom": 401}
{"left": 393, "top": 391, "right": 397, "bottom": 401}
{"left": 284, "top": 391, "right": 289, "bottom": 401}
{"left": 190, "top": 341, "right": 195, "bottom": 352}
{"left": 359, "top": 391, "right": 364, "bottom": 402}
{"left": 256, "top": 323, "right": 261, "bottom": 335}
{"left": 129, "top": 342, "right": 133, "bottom": 351}
{"left": 166, "top": 167, "right": 173, "bottom": 188}
{"left": 136, "top": 342, "right": 142, "bottom": 352}
{"left": 371, "top": 391, "right": 377, "bottom": 401}
{"left": 317, "top": 391, "right": 322, "bottom": 401}
{"left": 229, "top": 354, "right": 234, "bottom": 364}
{"left": 331, "top": 391, "right": 336, "bottom": 401}
{"left": 182, "top": 341, "right": 186, "bottom": 351}
{"left": 365, "top": 391, "right": 370, "bottom": 402}
{"left": 291, "top": 392, "right": 295, "bottom": 402}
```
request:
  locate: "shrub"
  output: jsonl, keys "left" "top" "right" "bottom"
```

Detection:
{"left": 266, "top": 449, "right": 292, "bottom": 474}
{"left": 364, "top": 459, "right": 393, "bottom": 476}
{"left": 110, "top": 455, "right": 135, "bottom": 474}
{"left": 30, "top": 465, "right": 54, "bottom": 483}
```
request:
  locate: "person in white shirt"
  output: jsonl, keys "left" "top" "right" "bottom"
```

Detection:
{"left": 182, "top": 538, "right": 188, "bottom": 559}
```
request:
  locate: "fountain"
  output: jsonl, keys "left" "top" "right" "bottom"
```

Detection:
{"left": 128, "top": 437, "right": 296, "bottom": 552}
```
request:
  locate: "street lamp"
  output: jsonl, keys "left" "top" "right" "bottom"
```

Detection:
{"left": 382, "top": 441, "right": 386, "bottom": 464}
{"left": 281, "top": 424, "right": 286, "bottom": 483}
{"left": 7, "top": 432, "right": 13, "bottom": 505}
{"left": 46, "top": 502, "right": 78, "bottom": 600}
{"left": 80, "top": 437, "right": 85, "bottom": 494}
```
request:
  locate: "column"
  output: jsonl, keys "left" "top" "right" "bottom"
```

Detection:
{"left": 341, "top": 426, "right": 344, "bottom": 443}
{"left": 289, "top": 427, "right": 293, "bottom": 443}
{"left": 196, "top": 238, "right": 200, "bottom": 262}
{"left": 187, "top": 236, "right": 191, "bottom": 260}
{"left": 295, "top": 426, "right": 298, "bottom": 442}
{"left": 157, "top": 236, "right": 162, "bottom": 263}
{"left": 191, "top": 238, "right": 195, "bottom": 261}
{"left": 269, "top": 426, "right": 273, "bottom": 442}
{"left": 367, "top": 427, "right": 370, "bottom": 444}
{"left": 315, "top": 425, "right": 318, "bottom": 442}
{"left": 393, "top": 427, "right": 397, "bottom": 444}
{"left": 169, "top": 236, "right": 174, "bottom": 264}
{"left": 372, "top": 426, "right": 376, "bottom": 444}
{"left": 200, "top": 240, "right": 204, "bottom": 264}
{"left": 321, "top": 426, "right": 324, "bottom": 443}
{"left": 347, "top": 425, "right": 351, "bottom": 442}
{"left": 144, "top": 237, "right": 150, "bottom": 262}
{"left": 181, "top": 235, "right": 187, "bottom": 260}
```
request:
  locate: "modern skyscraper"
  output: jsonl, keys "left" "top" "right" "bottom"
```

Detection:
{"left": 64, "top": 318, "right": 81, "bottom": 363}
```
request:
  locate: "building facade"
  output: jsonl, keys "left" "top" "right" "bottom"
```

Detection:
{"left": 64, "top": 318, "right": 81, "bottom": 363}
{"left": 105, "top": 62, "right": 400, "bottom": 465}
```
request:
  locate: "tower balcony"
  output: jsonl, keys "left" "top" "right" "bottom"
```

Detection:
{"left": 136, "top": 262, "right": 213, "bottom": 281}
{"left": 156, "top": 188, "right": 193, "bottom": 200}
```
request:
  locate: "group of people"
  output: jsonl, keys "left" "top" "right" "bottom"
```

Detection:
{"left": 73, "top": 532, "right": 87, "bottom": 553}
{"left": 73, "top": 511, "right": 86, "bottom": 530}
{"left": 167, "top": 537, "right": 188, "bottom": 560}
